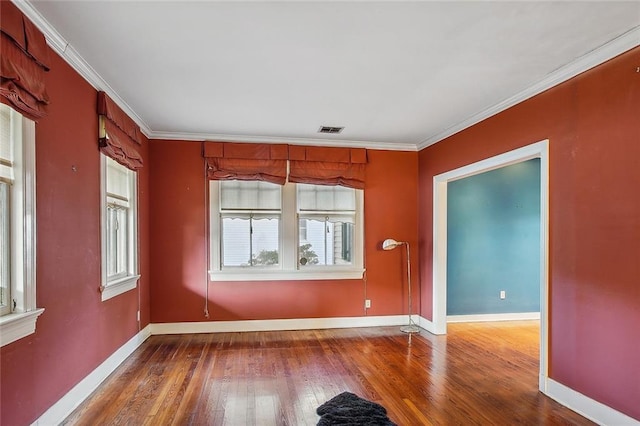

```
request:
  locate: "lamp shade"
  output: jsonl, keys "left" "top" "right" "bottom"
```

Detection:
{"left": 382, "top": 238, "right": 404, "bottom": 250}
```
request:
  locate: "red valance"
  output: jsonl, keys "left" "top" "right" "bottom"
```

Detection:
{"left": 203, "top": 142, "right": 288, "bottom": 185}
{"left": 202, "top": 142, "right": 368, "bottom": 188}
{"left": 98, "top": 92, "right": 143, "bottom": 170}
{"left": 288, "top": 146, "right": 367, "bottom": 189}
{"left": 0, "top": 1, "right": 50, "bottom": 120}
{"left": 97, "top": 91, "right": 141, "bottom": 145}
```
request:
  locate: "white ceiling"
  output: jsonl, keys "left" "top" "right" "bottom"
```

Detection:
{"left": 22, "top": 1, "right": 640, "bottom": 151}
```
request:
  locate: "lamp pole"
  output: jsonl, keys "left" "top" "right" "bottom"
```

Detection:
{"left": 383, "top": 238, "right": 419, "bottom": 333}
{"left": 400, "top": 242, "right": 419, "bottom": 333}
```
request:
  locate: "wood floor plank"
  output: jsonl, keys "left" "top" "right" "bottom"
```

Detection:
{"left": 63, "top": 321, "right": 595, "bottom": 425}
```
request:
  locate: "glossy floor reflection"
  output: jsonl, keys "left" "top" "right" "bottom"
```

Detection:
{"left": 63, "top": 322, "right": 593, "bottom": 425}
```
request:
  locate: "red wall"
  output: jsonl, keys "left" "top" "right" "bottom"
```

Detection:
{"left": 418, "top": 47, "right": 640, "bottom": 419}
{"left": 0, "top": 47, "right": 151, "bottom": 424}
{"left": 3, "top": 6, "right": 635, "bottom": 423}
{"left": 149, "top": 142, "right": 419, "bottom": 323}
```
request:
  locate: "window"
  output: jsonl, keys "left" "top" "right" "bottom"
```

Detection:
{"left": 220, "top": 181, "right": 281, "bottom": 268}
{"left": 1, "top": 105, "right": 14, "bottom": 318}
{"left": 100, "top": 155, "right": 139, "bottom": 300}
{"left": 210, "top": 180, "right": 364, "bottom": 281}
{"left": 297, "top": 184, "right": 356, "bottom": 267}
{"left": 0, "top": 178, "right": 10, "bottom": 316}
{"left": 0, "top": 103, "right": 43, "bottom": 347}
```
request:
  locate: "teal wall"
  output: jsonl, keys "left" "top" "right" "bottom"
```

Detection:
{"left": 447, "top": 158, "right": 541, "bottom": 315}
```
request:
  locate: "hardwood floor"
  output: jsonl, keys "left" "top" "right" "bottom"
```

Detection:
{"left": 63, "top": 321, "right": 593, "bottom": 425}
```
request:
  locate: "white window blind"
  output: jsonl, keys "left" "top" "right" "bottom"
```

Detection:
{"left": 0, "top": 106, "right": 15, "bottom": 183}
{"left": 297, "top": 184, "right": 356, "bottom": 212}
{"left": 220, "top": 180, "right": 281, "bottom": 212}
{"left": 106, "top": 157, "right": 131, "bottom": 208}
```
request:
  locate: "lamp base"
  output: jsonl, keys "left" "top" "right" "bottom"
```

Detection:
{"left": 400, "top": 324, "right": 420, "bottom": 333}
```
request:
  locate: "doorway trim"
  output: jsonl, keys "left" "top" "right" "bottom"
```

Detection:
{"left": 432, "top": 139, "right": 549, "bottom": 392}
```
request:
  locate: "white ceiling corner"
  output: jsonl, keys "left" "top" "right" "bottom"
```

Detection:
{"left": 13, "top": 0, "right": 640, "bottom": 151}
{"left": 11, "top": 0, "right": 154, "bottom": 137}
{"left": 417, "top": 25, "right": 640, "bottom": 150}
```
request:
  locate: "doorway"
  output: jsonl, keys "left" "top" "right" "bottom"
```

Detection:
{"left": 431, "top": 140, "right": 549, "bottom": 392}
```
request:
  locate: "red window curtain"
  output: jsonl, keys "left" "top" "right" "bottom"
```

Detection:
{"left": 97, "top": 92, "right": 143, "bottom": 170}
{"left": 203, "top": 142, "right": 288, "bottom": 185}
{"left": 288, "top": 145, "right": 367, "bottom": 189}
{"left": 0, "top": 1, "right": 51, "bottom": 121}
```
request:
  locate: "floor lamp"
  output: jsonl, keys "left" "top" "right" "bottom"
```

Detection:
{"left": 383, "top": 238, "right": 420, "bottom": 333}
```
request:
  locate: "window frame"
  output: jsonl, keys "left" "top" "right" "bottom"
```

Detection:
{"left": 0, "top": 105, "right": 44, "bottom": 348}
{"left": 218, "top": 180, "right": 283, "bottom": 269}
{"left": 209, "top": 180, "right": 364, "bottom": 281}
{"left": 100, "top": 154, "right": 139, "bottom": 301}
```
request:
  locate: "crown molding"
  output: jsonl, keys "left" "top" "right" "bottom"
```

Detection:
{"left": 11, "top": 0, "right": 416, "bottom": 151}
{"left": 148, "top": 130, "right": 418, "bottom": 151}
{"left": 14, "top": 0, "right": 636, "bottom": 153}
{"left": 417, "top": 25, "right": 640, "bottom": 150}
{"left": 13, "top": 0, "right": 416, "bottom": 151}
{"left": 11, "top": 0, "right": 154, "bottom": 138}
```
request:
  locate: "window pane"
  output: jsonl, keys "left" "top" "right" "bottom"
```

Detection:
{"left": 0, "top": 183, "right": 9, "bottom": 313}
{"left": 106, "top": 205, "right": 128, "bottom": 279}
{"left": 251, "top": 217, "right": 279, "bottom": 266}
{"left": 116, "top": 209, "right": 128, "bottom": 275}
{"left": 298, "top": 218, "right": 353, "bottom": 266}
{"left": 106, "top": 207, "right": 115, "bottom": 276}
{"left": 222, "top": 216, "right": 279, "bottom": 267}
{"left": 222, "top": 217, "right": 250, "bottom": 266}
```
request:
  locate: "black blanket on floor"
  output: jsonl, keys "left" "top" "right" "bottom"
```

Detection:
{"left": 316, "top": 391, "right": 397, "bottom": 426}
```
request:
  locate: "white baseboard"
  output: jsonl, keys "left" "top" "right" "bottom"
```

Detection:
{"left": 417, "top": 315, "right": 439, "bottom": 334}
{"left": 32, "top": 325, "right": 152, "bottom": 426}
{"left": 150, "top": 315, "right": 410, "bottom": 335}
{"left": 544, "top": 378, "right": 639, "bottom": 425}
{"left": 447, "top": 312, "right": 540, "bottom": 323}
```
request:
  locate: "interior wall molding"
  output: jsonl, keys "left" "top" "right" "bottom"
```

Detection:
{"left": 544, "top": 378, "right": 639, "bottom": 426}
{"left": 416, "top": 315, "right": 437, "bottom": 334}
{"left": 147, "top": 131, "right": 418, "bottom": 152}
{"left": 15, "top": 2, "right": 637, "bottom": 152}
{"left": 447, "top": 312, "right": 541, "bottom": 323}
{"left": 11, "top": 0, "right": 153, "bottom": 138}
{"left": 10, "top": 0, "right": 414, "bottom": 152}
{"left": 417, "top": 25, "right": 640, "bottom": 150}
{"left": 432, "top": 140, "right": 550, "bottom": 393}
{"left": 150, "top": 315, "right": 409, "bottom": 335}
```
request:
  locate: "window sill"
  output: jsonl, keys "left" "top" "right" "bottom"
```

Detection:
{"left": 209, "top": 268, "right": 365, "bottom": 282}
{"left": 0, "top": 308, "right": 45, "bottom": 347}
{"left": 101, "top": 275, "right": 140, "bottom": 301}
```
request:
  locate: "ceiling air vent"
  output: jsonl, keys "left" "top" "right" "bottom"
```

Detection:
{"left": 318, "top": 126, "right": 344, "bottom": 134}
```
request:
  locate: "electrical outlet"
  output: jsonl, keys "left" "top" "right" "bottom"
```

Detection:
{"left": 500, "top": 290, "right": 506, "bottom": 300}
{"left": 137, "top": 310, "right": 140, "bottom": 321}
{"left": 365, "top": 299, "right": 371, "bottom": 309}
